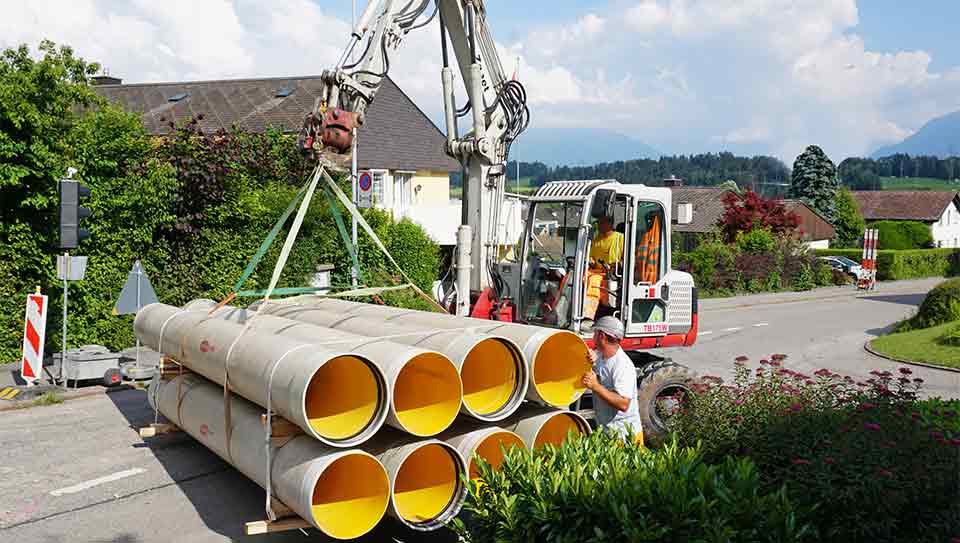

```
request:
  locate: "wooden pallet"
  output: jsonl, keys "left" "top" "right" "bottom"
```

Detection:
{"left": 138, "top": 422, "right": 180, "bottom": 438}
{"left": 244, "top": 499, "right": 312, "bottom": 534}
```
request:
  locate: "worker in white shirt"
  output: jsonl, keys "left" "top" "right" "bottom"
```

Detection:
{"left": 581, "top": 316, "right": 643, "bottom": 443}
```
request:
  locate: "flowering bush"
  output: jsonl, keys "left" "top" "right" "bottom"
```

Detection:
{"left": 674, "top": 356, "right": 960, "bottom": 542}
{"left": 451, "top": 431, "right": 814, "bottom": 543}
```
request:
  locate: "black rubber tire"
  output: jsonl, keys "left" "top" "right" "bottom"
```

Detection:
{"left": 636, "top": 361, "right": 697, "bottom": 446}
{"left": 103, "top": 367, "right": 122, "bottom": 387}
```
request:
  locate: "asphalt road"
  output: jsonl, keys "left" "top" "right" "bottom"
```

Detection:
{"left": 0, "top": 278, "right": 956, "bottom": 543}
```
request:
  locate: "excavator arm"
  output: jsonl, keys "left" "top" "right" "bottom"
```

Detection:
{"left": 301, "top": 0, "right": 529, "bottom": 313}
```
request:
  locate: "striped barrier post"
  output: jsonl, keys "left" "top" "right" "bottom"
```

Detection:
{"left": 21, "top": 288, "right": 48, "bottom": 385}
{"left": 860, "top": 228, "right": 879, "bottom": 290}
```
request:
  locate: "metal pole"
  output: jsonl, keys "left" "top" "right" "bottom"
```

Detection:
{"left": 61, "top": 251, "right": 68, "bottom": 388}
{"left": 135, "top": 263, "right": 141, "bottom": 371}
{"left": 351, "top": 0, "right": 359, "bottom": 289}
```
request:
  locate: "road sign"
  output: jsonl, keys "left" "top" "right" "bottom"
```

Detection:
{"left": 113, "top": 260, "right": 159, "bottom": 315}
{"left": 21, "top": 292, "right": 48, "bottom": 383}
{"left": 357, "top": 171, "right": 373, "bottom": 209}
{"left": 56, "top": 254, "right": 88, "bottom": 281}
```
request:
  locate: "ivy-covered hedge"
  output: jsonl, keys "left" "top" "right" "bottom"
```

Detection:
{"left": 814, "top": 248, "right": 960, "bottom": 280}
{"left": 0, "top": 42, "right": 441, "bottom": 362}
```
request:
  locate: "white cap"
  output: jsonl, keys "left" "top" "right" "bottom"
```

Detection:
{"left": 594, "top": 316, "right": 624, "bottom": 340}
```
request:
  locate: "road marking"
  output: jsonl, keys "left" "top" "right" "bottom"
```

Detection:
{"left": 753, "top": 323, "right": 769, "bottom": 327}
{"left": 0, "top": 387, "right": 20, "bottom": 400}
{"left": 700, "top": 331, "right": 713, "bottom": 335}
{"left": 50, "top": 468, "right": 146, "bottom": 496}
{"left": 723, "top": 327, "right": 743, "bottom": 332}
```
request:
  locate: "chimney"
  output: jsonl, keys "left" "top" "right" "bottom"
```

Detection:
{"left": 91, "top": 75, "right": 122, "bottom": 86}
{"left": 663, "top": 174, "right": 683, "bottom": 187}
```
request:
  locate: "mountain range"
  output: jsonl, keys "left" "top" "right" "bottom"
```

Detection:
{"left": 512, "top": 126, "right": 660, "bottom": 166}
{"left": 871, "top": 110, "right": 960, "bottom": 158}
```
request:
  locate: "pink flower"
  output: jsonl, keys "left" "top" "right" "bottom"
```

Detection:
{"left": 931, "top": 431, "right": 945, "bottom": 440}
{"left": 824, "top": 457, "right": 836, "bottom": 465}
{"left": 805, "top": 379, "right": 815, "bottom": 385}
{"left": 734, "top": 398, "right": 745, "bottom": 406}
{"left": 791, "top": 458, "right": 811, "bottom": 466}
{"left": 858, "top": 403, "right": 877, "bottom": 412}
{"left": 814, "top": 368, "right": 832, "bottom": 377}
{"left": 790, "top": 403, "right": 803, "bottom": 413}
{"left": 772, "top": 353, "right": 787, "bottom": 361}
{"left": 735, "top": 355, "right": 749, "bottom": 363}
{"left": 878, "top": 469, "right": 893, "bottom": 478}
{"left": 950, "top": 438, "right": 960, "bottom": 446}
{"left": 759, "top": 359, "right": 770, "bottom": 365}
{"left": 898, "top": 367, "right": 912, "bottom": 375}
{"left": 911, "top": 412, "right": 922, "bottom": 419}
{"left": 864, "top": 422, "right": 881, "bottom": 432}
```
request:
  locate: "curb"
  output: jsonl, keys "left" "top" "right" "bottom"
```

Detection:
{"left": 862, "top": 341, "right": 960, "bottom": 374}
{"left": 0, "top": 384, "right": 136, "bottom": 413}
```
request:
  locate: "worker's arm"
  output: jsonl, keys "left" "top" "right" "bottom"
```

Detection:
{"left": 582, "top": 371, "right": 631, "bottom": 412}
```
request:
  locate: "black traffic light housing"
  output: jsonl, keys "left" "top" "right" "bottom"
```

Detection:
{"left": 59, "top": 179, "right": 91, "bottom": 249}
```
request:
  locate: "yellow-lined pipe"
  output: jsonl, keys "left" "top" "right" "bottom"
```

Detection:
{"left": 365, "top": 433, "right": 467, "bottom": 531}
{"left": 440, "top": 424, "right": 525, "bottom": 480}
{"left": 149, "top": 373, "right": 389, "bottom": 540}
{"left": 254, "top": 302, "right": 528, "bottom": 421}
{"left": 192, "top": 301, "right": 462, "bottom": 437}
{"left": 499, "top": 405, "right": 591, "bottom": 450}
{"left": 135, "top": 303, "right": 388, "bottom": 447}
{"left": 257, "top": 297, "right": 590, "bottom": 408}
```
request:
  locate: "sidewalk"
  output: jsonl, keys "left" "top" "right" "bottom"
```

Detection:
{"left": 700, "top": 277, "right": 944, "bottom": 312}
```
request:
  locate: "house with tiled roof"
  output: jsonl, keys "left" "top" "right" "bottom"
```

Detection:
{"left": 850, "top": 191, "right": 960, "bottom": 248}
{"left": 92, "top": 74, "right": 462, "bottom": 242}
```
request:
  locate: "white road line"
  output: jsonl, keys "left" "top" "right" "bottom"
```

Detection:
{"left": 723, "top": 327, "right": 743, "bottom": 332}
{"left": 753, "top": 323, "right": 769, "bottom": 327}
{"left": 700, "top": 330, "right": 713, "bottom": 335}
{"left": 50, "top": 468, "right": 146, "bottom": 496}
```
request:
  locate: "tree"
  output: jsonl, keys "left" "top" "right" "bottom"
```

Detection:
{"left": 833, "top": 188, "right": 865, "bottom": 248}
{"left": 790, "top": 145, "right": 839, "bottom": 223}
{"left": 717, "top": 190, "right": 801, "bottom": 242}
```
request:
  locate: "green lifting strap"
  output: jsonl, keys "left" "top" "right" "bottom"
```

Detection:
{"left": 322, "top": 183, "right": 364, "bottom": 284}
{"left": 231, "top": 181, "right": 310, "bottom": 293}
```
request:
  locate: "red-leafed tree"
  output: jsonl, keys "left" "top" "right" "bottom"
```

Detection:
{"left": 717, "top": 190, "right": 800, "bottom": 242}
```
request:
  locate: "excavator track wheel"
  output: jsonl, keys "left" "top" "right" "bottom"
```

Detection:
{"left": 636, "top": 361, "right": 697, "bottom": 447}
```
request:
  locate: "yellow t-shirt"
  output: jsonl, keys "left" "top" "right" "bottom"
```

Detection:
{"left": 591, "top": 231, "right": 624, "bottom": 266}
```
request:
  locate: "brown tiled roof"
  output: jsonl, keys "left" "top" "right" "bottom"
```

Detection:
{"left": 850, "top": 191, "right": 960, "bottom": 222}
{"left": 94, "top": 75, "right": 458, "bottom": 172}
{"left": 669, "top": 187, "right": 735, "bottom": 233}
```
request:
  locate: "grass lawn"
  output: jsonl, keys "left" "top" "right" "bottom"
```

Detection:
{"left": 880, "top": 176, "right": 960, "bottom": 191}
{"left": 870, "top": 321, "right": 960, "bottom": 369}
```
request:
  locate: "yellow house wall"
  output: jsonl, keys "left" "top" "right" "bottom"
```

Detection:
{"left": 408, "top": 170, "right": 451, "bottom": 205}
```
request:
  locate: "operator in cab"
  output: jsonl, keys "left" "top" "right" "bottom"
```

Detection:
{"left": 590, "top": 215, "right": 623, "bottom": 269}
{"left": 581, "top": 317, "right": 643, "bottom": 443}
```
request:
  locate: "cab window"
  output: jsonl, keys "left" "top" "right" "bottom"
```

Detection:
{"left": 520, "top": 202, "right": 583, "bottom": 328}
{"left": 634, "top": 202, "right": 665, "bottom": 285}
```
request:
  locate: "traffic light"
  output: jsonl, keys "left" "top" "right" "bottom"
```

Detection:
{"left": 59, "top": 179, "right": 91, "bottom": 250}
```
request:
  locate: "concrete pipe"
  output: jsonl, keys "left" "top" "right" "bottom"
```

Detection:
{"left": 499, "top": 405, "right": 591, "bottom": 450}
{"left": 149, "top": 373, "right": 390, "bottom": 540}
{"left": 263, "top": 298, "right": 591, "bottom": 408}
{"left": 193, "top": 301, "right": 463, "bottom": 437}
{"left": 363, "top": 431, "right": 467, "bottom": 531}
{"left": 134, "top": 302, "right": 389, "bottom": 447}
{"left": 253, "top": 301, "right": 528, "bottom": 422}
{"left": 438, "top": 424, "right": 525, "bottom": 480}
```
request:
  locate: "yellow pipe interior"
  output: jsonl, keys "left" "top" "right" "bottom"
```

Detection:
{"left": 311, "top": 453, "right": 390, "bottom": 540}
{"left": 306, "top": 356, "right": 381, "bottom": 440}
{"left": 393, "top": 353, "right": 462, "bottom": 436}
{"left": 533, "top": 413, "right": 587, "bottom": 449}
{"left": 532, "top": 333, "right": 590, "bottom": 407}
{"left": 393, "top": 443, "right": 459, "bottom": 525}
{"left": 469, "top": 431, "right": 525, "bottom": 479}
{"left": 461, "top": 339, "right": 519, "bottom": 416}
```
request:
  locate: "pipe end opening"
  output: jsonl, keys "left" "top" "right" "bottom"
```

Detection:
{"left": 394, "top": 353, "right": 462, "bottom": 436}
{"left": 533, "top": 412, "right": 590, "bottom": 449}
{"left": 532, "top": 333, "right": 590, "bottom": 407}
{"left": 393, "top": 442, "right": 465, "bottom": 530}
{"left": 311, "top": 452, "right": 390, "bottom": 539}
{"left": 469, "top": 430, "right": 525, "bottom": 479}
{"left": 306, "top": 355, "right": 385, "bottom": 442}
{"left": 461, "top": 339, "right": 524, "bottom": 419}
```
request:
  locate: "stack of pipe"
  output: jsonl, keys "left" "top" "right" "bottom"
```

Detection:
{"left": 135, "top": 297, "right": 593, "bottom": 539}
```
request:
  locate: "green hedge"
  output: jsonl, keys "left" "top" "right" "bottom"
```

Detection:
{"left": 814, "top": 248, "right": 960, "bottom": 280}
{"left": 870, "top": 220, "right": 934, "bottom": 249}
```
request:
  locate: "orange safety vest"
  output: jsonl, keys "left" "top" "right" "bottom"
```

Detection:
{"left": 635, "top": 215, "right": 661, "bottom": 284}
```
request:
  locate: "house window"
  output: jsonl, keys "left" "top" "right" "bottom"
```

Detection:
{"left": 394, "top": 172, "right": 413, "bottom": 213}
{"left": 371, "top": 171, "right": 385, "bottom": 206}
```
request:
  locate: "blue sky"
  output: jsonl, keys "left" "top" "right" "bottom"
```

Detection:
{"left": 3, "top": 1, "right": 958, "bottom": 162}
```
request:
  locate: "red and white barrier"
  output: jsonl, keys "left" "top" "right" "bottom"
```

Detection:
{"left": 20, "top": 292, "right": 48, "bottom": 383}
{"left": 859, "top": 228, "right": 879, "bottom": 290}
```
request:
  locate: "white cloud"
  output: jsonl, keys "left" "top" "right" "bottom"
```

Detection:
{"left": 2, "top": 1, "right": 959, "bottom": 162}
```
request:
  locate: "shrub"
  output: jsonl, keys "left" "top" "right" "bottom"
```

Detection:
{"left": 815, "top": 248, "right": 960, "bottom": 280}
{"left": 718, "top": 190, "right": 800, "bottom": 242}
{"left": 452, "top": 431, "right": 814, "bottom": 543}
{"left": 834, "top": 188, "right": 865, "bottom": 248}
{"left": 897, "top": 278, "right": 960, "bottom": 331}
{"left": 792, "top": 263, "right": 815, "bottom": 291}
{"left": 674, "top": 357, "right": 960, "bottom": 543}
{"left": 736, "top": 227, "right": 777, "bottom": 253}
{"left": 939, "top": 324, "right": 960, "bottom": 346}
{"left": 871, "top": 220, "right": 934, "bottom": 250}
{"left": 813, "top": 261, "right": 833, "bottom": 287}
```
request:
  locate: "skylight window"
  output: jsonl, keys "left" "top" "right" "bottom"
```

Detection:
{"left": 275, "top": 86, "right": 294, "bottom": 98}
{"left": 167, "top": 92, "right": 189, "bottom": 102}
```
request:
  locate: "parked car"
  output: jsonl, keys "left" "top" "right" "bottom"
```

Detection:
{"left": 818, "top": 256, "right": 863, "bottom": 279}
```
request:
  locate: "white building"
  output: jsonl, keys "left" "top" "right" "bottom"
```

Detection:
{"left": 851, "top": 191, "right": 960, "bottom": 248}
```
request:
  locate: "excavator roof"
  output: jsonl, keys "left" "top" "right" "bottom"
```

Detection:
{"left": 531, "top": 179, "right": 619, "bottom": 201}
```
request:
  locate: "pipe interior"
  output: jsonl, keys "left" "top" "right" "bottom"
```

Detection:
{"left": 311, "top": 453, "right": 390, "bottom": 540}
{"left": 393, "top": 443, "right": 460, "bottom": 525}
{"left": 532, "top": 333, "right": 590, "bottom": 407}
{"left": 393, "top": 353, "right": 461, "bottom": 436}
{"left": 533, "top": 413, "right": 588, "bottom": 449}
{"left": 305, "top": 355, "right": 381, "bottom": 440}
{"left": 469, "top": 431, "right": 524, "bottom": 479}
{"left": 461, "top": 339, "right": 519, "bottom": 416}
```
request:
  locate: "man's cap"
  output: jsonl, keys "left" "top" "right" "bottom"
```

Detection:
{"left": 594, "top": 316, "right": 624, "bottom": 340}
